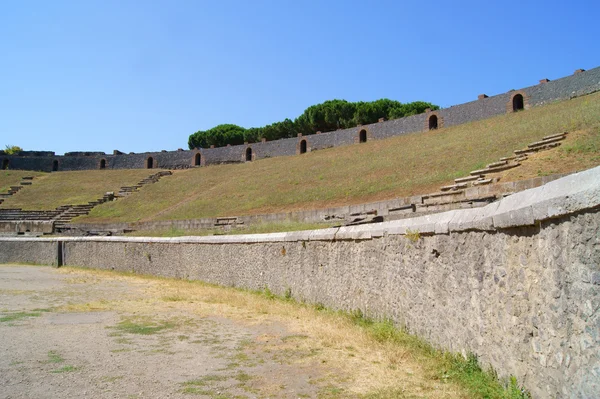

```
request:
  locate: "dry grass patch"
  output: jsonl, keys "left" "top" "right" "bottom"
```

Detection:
{"left": 78, "top": 92, "right": 600, "bottom": 224}
{"left": 55, "top": 266, "right": 529, "bottom": 399}
{"left": 0, "top": 169, "right": 162, "bottom": 210}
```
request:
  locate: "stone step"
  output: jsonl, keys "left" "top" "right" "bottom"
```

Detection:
{"left": 470, "top": 162, "right": 520, "bottom": 176}
{"left": 499, "top": 155, "right": 517, "bottom": 162}
{"left": 528, "top": 136, "right": 565, "bottom": 149}
{"left": 542, "top": 132, "right": 567, "bottom": 141}
{"left": 473, "top": 178, "right": 494, "bottom": 186}
{"left": 21, "top": 176, "right": 34, "bottom": 180}
{"left": 486, "top": 160, "right": 508, "bottom": 168}
{"left": 515, "top": 142, "right": 560, "bottom": 155}
{"left": 455, "top": 175, "right": 483, "bottom": 183}
{"left": 440, "top": 183, "right": 468, "bottom": 192}
{"left": 20, "top": 181, "right": 33, "bottom": 185}
{"left": 424, "top": 189, "right": 465, "bottom": 199}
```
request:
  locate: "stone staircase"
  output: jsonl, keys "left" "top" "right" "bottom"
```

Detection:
{"left": 53, "top": 171, "right": 172, "bottom": 231}
{"left": 0, "top": 171, "right": 174, "bottom": 234}
{"left": 52, "top": 192, "right": 116, "bottom": 230}
{"left": 341, "top": 132, "right": 570, "bottom": 227}
{"left": 0, "top": 176, "right": 34, "bottom": 205}
{"left": 439, "top": 132, "right": 568, "bottom": 193}
{"left": 117, "top": 171, "right": 172, "bottom": 197}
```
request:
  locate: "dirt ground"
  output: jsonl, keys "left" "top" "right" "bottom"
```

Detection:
{"left": 0, "top": 265, "right": 466, "bottom": 399}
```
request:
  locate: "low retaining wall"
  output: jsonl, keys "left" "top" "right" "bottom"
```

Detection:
{"left": 1, "top": 166, "right": 599, "bottom": 398}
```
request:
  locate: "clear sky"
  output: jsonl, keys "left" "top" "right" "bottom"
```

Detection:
{"left": 1, "top": 0, "right": 599, "bottom": 154}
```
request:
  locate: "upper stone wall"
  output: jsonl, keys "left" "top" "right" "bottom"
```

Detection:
{"left": 2, "top": 67, "right": 599, "bottom": 172}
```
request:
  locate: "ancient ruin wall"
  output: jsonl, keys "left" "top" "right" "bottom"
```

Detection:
{"left": 1, "top": 166, "right": 599, "bottom": 398}
{"left": 2, "top": 67, "right": 599, "bottom": 172}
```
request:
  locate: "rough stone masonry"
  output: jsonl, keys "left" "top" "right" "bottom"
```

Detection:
{"left": 1, "top": 166, "right": 599, "bottom": 398}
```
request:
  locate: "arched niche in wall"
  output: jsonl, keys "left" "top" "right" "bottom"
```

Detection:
{"left": 429, "top": 115, "right": 438, "bottom": 130}
{"left": 99, "top": 159, "right": 106, "bottom": 169}
{"left": 507, "top": 91, "right": 529, "bottom": 113}
{"left": 296, "top": 139, "right": 310, "bottom": 155}
{"left": 424, "top": 111, "right": 443, "bottom": 131}
{"left": 193, "top": 152, "right": 202, "bottom": 166}
{"left": 1, "top": 159, "right": 8, "bottom": 170}
{"left": 245, "top": 147, "right": 253, "bottom": 162}
{"left": 52, "top": 160, "right": 59, "bottom": 172}
{"left": 146, "top": 157, "right": 154, "bottom": 169}
{"left": 359, "top": 129, "right": 367, "bottom": 143}
{"left": 300, "top": 139, "right": 307, "bottom": 154}
{"left": 512, "top": 94, "right": 524, "bottom": 111}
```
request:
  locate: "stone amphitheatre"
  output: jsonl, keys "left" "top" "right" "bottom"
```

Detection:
{"left": 1, "top": 67, "right": 599, "bottom": 398}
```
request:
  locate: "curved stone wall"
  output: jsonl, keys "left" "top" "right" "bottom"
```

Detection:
{"left": 1, "top": 166, "right": 599, "bottom": 398}
{"left": 2, "top": 67, "right": 599, "bottom": 172}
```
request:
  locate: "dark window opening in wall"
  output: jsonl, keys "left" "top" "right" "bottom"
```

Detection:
{"left": 300, "top": 140, "right": 307, "bottom": 154}
{"left": 428, "top": 115, "right": 438, "bottom": 130}
{"left": 359, "top": 129, "right": 367, "bottom": 143}
{"left": 52, "top": 160, "right": 59, "bottom": 171}
{"left": 100, "top": 159, "right": 106, "bottom": 169}
{"left": 194, "top": 153, "right": 201, "bottom": 166}
{"left": 245, "top": 148, "right": 253, "bottom": 162}
{"left": 146, "top": 157, "right": 154, "bottom": 169}
{"left": 2, "top": 159, "right": 8, "bottom": 170}
{"left": 512, "top": 94, "right": 524, "bottom": 111}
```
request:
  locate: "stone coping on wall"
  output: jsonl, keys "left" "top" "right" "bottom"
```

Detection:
{"left": 3, "top": 165, "right": 599, "bottom": 244}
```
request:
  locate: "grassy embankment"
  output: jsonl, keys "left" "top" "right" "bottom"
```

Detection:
{"left": 78, "top": 92, "right": 600, "bottom": 224}
{"left": 2, "top": 92, "right": 599, "bottom": 223}
{"left": 0, "top": 170, "right": 161, "bottom": 210}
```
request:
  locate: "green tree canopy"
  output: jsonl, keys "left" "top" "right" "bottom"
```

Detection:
{"left": 188, "top": 99, "right": 438, "bottom": 149}
{"left": 3, "top": 145, "right": 23, "bottom": 155}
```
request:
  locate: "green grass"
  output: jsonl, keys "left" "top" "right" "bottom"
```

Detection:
{"left": 75, "top": 91, "right": 600, "bottom": 224}
{"left": 343, "top": 314, "right": 531, "bottom": 399}
{"left": 560, "top": 126, "right": 600, "bottom": 157}
{"left": 112, "top": 317, "right": 175, "bottom": 335}
{"left": 46, "top": 351, "right": 65, "bottom": 364}
{"left": 50, "top": 365, "right": 78, "bottom": 373}
{"left": 0, "top": 311, "right": 43, "bottom": 323}
{"left": 0, "top": 169, "right": 162, "bottom": 210}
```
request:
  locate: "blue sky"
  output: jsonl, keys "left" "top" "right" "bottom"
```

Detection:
{"left": 1, "top": 0, "right": 599, "bottom": 154}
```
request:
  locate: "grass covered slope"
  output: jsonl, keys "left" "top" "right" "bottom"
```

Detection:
{"left": 0, "top": 171, "right": 45, "bottom": 193}
{"left": 77, "top": 92, "right": 600, "bottom": 223}
{"left": 0, "top": 170, "right": 162, "bottom": 210}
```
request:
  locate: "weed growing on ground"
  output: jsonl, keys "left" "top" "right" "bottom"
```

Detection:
{"left": 50, "top": 365, "right": 78, "bottom": 373}
{"left": 0, "top": 311, "right": 43, "bottom": 323}
{"left": 112, "top": 317, "right": 175, "bottom": 335}
{"left": 46, "top": 351, "right": 64, "bottom": 364}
